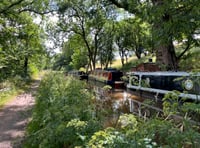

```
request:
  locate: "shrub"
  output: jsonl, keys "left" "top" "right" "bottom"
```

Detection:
{"left": 24, "top": 72, "right": 101, "bottom": 147}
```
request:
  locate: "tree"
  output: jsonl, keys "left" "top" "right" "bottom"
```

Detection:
{"left": 98, "top": 21, "right": 115, "bottom": 69}
{"left": 70, "top": 47, "right": 88, "bottom": 70}
{"left": 108, "top": 0, "right": 200, "bottom": 70}
{"left": 53, "top": 34, "right": 89, "bottom": 71}
{"left": 53, "top": 36, "right": 76, "bottom": 71}
{"left": 114, "top": 20, "right": 130, "bottom": 66}
{"left": 57, "top": 0, "right": 115, "bottom": 71}
{"left": 114, "top": 17, "right": 151, "bottom": 66}
{"left": 0, "top": 0, "right": 54, "bottom": 79}
{"left": 0, "top": 12, "right": 45, "bottom": 78}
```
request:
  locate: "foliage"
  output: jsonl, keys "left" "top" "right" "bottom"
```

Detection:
{"left": 88, "top": 112, "right": 200, "bottom": 147}
{"left": 87, "top": 127, "right": 129, "bottom": 148}
{"left": 97, "top": 21, "right": 115, "bottom": 69}
{"left": 24, "top": 72, "right": 101, "bottom": 147}
{"left": 56, "top": 0, "right": 117, "bottom": 70}
{"left": 162, "top": 91, "right": 183, "bottom": 115}
{"left": 108, "top": 0, "right": 200, "bottom": 70}
{"left": 102, "top": 85, "right": 112, "bottom": 91}
{"left": 24, "top": 72, "right": 200, "bottom": 147}
{"left": 179, "top": 47, "right": 200, "bottom": 71}
{"left": 0, "top": 1, "right": 49, "bottom": 81}
{"left": 70, "top": 47, "right": 88, "bottom": 70}
{"left": 114, "top": 17, "right": 151, "bottom": 66}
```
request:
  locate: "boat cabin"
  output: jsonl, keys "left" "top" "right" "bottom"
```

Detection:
{"left": 68, "top": 70, "right": 88, "bottom": 80}
{"left": 126, "top": 71, "right": 200, "bottom": 101}
{"left": 88, "top": 68, "right": 124, "bottom": 88}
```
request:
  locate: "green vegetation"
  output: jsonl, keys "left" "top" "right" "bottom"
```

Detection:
{"left": 24, "top": 72, "right": 101, "bottom": 147}
{"left": 0, "top": 90, "right": 18, "bottom": 109}
{"left": 24, "top": 72, "right": 200, "bottom": 147}
{"left": 0, "top": 76, "right": 32, "bottom": 108}
{"left": 179, "top": 47, "right": 200, "bottom": 71}
{"left": 1, "top": 1, "right": 200, "bottom": 147}
{"left": 0, "top": 1, "right": 50, "bottom": 107}
{"left": 1, "top": 0, "right": 200, "bottom": 76}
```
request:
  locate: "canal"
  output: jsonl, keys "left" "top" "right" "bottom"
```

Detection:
{"left": 88, "top": 80, "right": 164, "bottom": 120}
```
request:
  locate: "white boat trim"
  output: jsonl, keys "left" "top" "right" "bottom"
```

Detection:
{"left": 127, "top": 71, "right": 200, "bottom": 76}
{"left": 127, "top": 84, "right": 200, "bottom": 101}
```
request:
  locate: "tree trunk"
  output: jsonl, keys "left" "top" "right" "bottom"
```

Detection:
{"left": 119, "top": 49, "right": 125, "bottom": 66}
{"left": 152, "top": 0, "right": 178, "bottom": 71}
{"left": 24, "top": 56, "right": 28, "bottom": 76}
{"left": 156, "top": 46, "right": 178, "bottom": 71}
{"left": 135, "top": 50, "right": 141, "bottom": 59}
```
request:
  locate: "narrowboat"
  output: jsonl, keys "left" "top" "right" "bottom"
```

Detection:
{"left": 126, "top": 71, "right": 200, "bottom": 101}
{"left": 68, "top": 70, "right": 88, "bottom": 80}
{"left": 88, "top": 68, "right": 124, "bottom": 88}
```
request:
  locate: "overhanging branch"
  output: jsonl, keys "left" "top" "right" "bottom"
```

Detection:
{"left": 0, "top": 0, "right": 25, "bottom": 14}
{"left": 177, "top": 40, "right": 192, "bottom": 60}
{"left": 19, "top": 8, "right": 56, "bottom": 15}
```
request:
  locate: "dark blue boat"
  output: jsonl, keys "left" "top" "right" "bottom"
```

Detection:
{"left": 126, "top": 71, "right": 200, "bottom": 101}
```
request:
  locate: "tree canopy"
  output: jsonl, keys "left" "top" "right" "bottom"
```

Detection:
{"left": 108, "top": 0, "right": 200, "bottom": 70}
{"left": 1, "top": 0, "right": 200, "bottom": 81}
{"left": 0, "top": 0, "right": 53, "bottom": 80}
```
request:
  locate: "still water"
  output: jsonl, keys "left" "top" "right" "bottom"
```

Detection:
{"left": 88, "top": 81, "right": 163, "bottom": 118}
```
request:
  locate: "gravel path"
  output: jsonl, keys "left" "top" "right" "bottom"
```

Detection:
{"left": 0, "top": 80, "right": 40, "bottom": 148}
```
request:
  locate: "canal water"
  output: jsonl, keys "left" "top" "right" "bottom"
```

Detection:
{"left": 88, "top": 80, "right": 163, "bottom": 119}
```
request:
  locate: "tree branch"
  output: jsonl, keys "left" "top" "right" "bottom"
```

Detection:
{"left": 0, "top": 0, "right": 25, "bottom": 14}
{"left": 107, "top": 0, "right": 128, "bottom": 10}
{"left": 177, "top": 40, "right": 192, "bottom": 60}
{"left": 18, "top": 8, "right": 56, "bottom": 15}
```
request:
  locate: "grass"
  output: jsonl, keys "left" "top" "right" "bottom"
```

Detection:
{"left": 0, "top": 90, "right": 22, "bottom": 109}
{"left": 110, "top": 55, "right": 156, "bottom": 72}
{"left": 96, "top": 56, "right": 142, "bottom": 70}
{"left": 111, "top": 56, "right": 138, "bottom": 69}
{"left": 0, "top": 71, "right": 45, "bottom": 109}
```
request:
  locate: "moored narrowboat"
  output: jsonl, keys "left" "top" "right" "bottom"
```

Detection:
{"left": 88, "top": 68, "right": 124, "bottom": 88}
{"left": 126, "top": 71, "right": 200, "bottom": 101}
{"left": 68, "top": 70, "right": 88, "bottom": 80}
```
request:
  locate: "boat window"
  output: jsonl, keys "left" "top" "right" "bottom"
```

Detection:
{"left": 141, "top": 76, "right": 150, "bottom": 88}
{"left": 130, "top": 75, "right": 139, "bottom": 86}
{"left": 112, "top": 72, "right": 123, "bottom": 81}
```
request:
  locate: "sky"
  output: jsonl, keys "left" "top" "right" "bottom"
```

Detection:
{"left": 33, "top": 13, "right": 60, "bottom": 54}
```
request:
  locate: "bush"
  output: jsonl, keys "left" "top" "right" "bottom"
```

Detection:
{"left": 24, "top": 72, "right": 101, "bottom": 147}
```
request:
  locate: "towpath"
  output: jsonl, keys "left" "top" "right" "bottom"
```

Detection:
{"left": 0, "top": 79, "right": 40, "bottom": 148}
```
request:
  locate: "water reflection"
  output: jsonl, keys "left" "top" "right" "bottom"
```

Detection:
{"left": 88, "top": 81, "right": 163, "bottom": 120}
{"left": 91, "top": 83, "right": 144, "bottom": 114}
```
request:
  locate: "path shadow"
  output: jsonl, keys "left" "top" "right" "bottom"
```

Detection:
{"left": 0, "top": 105, "right": 34, "bottom": 147}
{"left": 0, "top": 79, "right": 40, "bottom": 148}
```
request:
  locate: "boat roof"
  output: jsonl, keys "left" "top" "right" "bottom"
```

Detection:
{"left": 93, "top": 68, "right": 121, "bottom": 72}
{"left": 127, "top": 71, "right": 200, "bottom": 76}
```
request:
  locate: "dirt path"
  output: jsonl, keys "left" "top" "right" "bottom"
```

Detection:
{"left": 0, "top": 80, "right": 40, "bottom": 148}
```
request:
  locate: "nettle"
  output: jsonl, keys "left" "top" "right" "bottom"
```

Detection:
{"left": 24, "top": 72, "right": 100, "bottom": 147}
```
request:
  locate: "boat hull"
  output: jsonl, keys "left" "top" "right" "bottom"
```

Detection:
{"left": 88, "top": 69, "right": 124, "bottom": 89}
